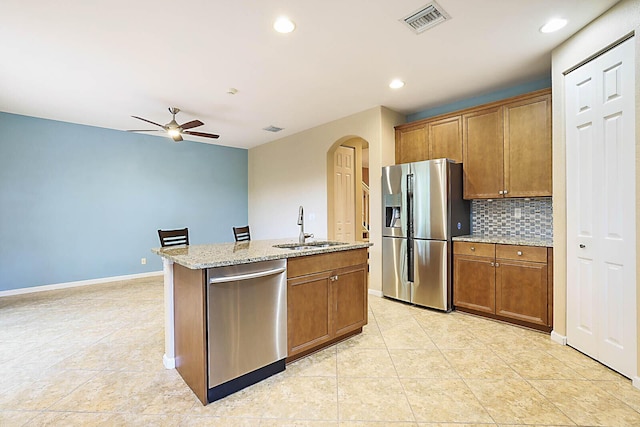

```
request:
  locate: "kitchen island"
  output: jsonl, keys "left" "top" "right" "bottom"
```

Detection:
{"left": 152, "top": 238, "right": 371, "bottom": 404}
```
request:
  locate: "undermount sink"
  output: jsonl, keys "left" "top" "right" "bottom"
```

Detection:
{"left": 273, "top": 241, "right": 348, "bottom": 250}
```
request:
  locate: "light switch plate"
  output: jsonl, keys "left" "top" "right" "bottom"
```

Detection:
{"left": 514, "top": 208, "right": 522, "bottom": 219}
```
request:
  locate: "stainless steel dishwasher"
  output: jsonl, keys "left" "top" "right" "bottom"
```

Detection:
{"left": 206, "top": 259, "right": 287, "bottom": 402}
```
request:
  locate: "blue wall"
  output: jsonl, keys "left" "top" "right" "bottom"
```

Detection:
{"left": 0, "top": 112, "right": 248, "bottom": 292}
{"left": 407, "top": 77, "right": 551, "bottom": 123}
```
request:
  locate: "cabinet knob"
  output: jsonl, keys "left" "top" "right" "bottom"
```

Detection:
{"left": 470, "top": 246, "right": 475, "bottom": 251}
{"left": 517, "top": 251, "right": 523, "bottom": 256}
{"left": 498, "top": 190, "right": 504, "bottom": 195}
{"left": 490, "top": 262, "right": 494, "bottom": 267}
{"left": 495, "top": 262, "right": 500, "bottom": 267}
{"left": 503, "top": 190, "right": 508, "bottom": 195}
{"left": 330, "top": 275, "right": 339, "bottom": 282}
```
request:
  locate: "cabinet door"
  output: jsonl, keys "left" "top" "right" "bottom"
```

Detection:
{"left": 428, "top": 115, "right": 462, "bottom": 162}
{"left": 462, "top": 107, "right": 504, "bottom": 199}
{"left": 495, "top": 259, "right": 548, "bottom": 326}
{"left": 503, "top": 93, "right": 552, "bottom": 197}
{"left": 396, "top": 126, "right": 427, "bottom": 164}
{"left": 334, "top": 264, "right": 368, "bottom": 337}
{"left": 287, "top": 271, "right": 332, "bottom": 357}
{"left": 453, "top": 255, "right": 496, "bottom": 314}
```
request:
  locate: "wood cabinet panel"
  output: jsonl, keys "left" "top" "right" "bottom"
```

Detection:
{"left": 287, "top": 249, "right": 368, "bottom": 278}
{"left": 396, "top": 126, "right": 427, "bottom": 164}
{"left": 428, "top": 115, "right": 463, "bottom": 162}
{"left": 453, "top": 241, "right": 495, "bottom": 258}
{"left": 463, "top": 107, "right": 504, "bottom": 199}
{"left": 287, "top": 249, "right": 368, "bottom": 361}
{"left": 453, "top": 242, "right": 553, "bottom": 331}
{"left": 287, "top": 272, "right": 332, "bottom": 355}
{"left": 504, "top": 94, "right": 552, "bottom": 197}
{"left": 495, "top": 259, "right": 548, "bottom": 326}
{"left": 453, "top": 255, "right": 496, "bottom": 314}
{"left": 396, "top": 88, "right": 552, "bottom": 198}
{"left": 334, "top": 265, "right": 368, "bottom": 336}
{"left": 173, "top": 264, "right": 208, "bottom": 405}
{"left": 495, "top": 244, "right": 547, "bottom": 263}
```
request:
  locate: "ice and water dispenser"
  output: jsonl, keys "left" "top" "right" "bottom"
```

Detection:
{"left": 384, "top": 193, "right": 402, "bottom": 228}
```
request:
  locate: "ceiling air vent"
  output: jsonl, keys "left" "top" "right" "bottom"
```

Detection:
{"left": 401, "top": 2, "right": 451, "bottom": 34}
{"left": 263, "top": 125, "right": 284, "bottom": 133}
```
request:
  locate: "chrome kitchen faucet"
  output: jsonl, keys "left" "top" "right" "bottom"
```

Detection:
{"left": 297, "top": 205, "right": 313, "bottom": 244}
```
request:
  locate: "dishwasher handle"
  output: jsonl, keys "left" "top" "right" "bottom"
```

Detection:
{"left": 209, "top": 266, "right": 286, "bottom": 284}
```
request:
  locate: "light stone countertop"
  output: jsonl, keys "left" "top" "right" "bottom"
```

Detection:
{"left": 151, "top": 238, "right": 372, "bottom": 270}
{"left": 453, "top": 234, "right": 553, "bottom": 247}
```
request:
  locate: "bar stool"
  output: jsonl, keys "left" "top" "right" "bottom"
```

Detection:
{"left": 158, "top": 228, "right": 189, "bottom": 247}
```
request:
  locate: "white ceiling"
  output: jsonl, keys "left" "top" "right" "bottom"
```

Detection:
{"left": 0, "top": 0, "right": 619, "bottom": 149}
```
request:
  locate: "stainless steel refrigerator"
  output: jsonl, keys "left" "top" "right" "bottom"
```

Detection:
{"left": 382, "top": 159, "right": 469, "bottom": 311}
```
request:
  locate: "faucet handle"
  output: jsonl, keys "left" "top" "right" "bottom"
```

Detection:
{"left": 304, "top": 233, "right": 314, "bottom": 239}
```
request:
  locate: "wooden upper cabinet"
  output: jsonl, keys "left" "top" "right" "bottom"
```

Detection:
{"left": 395, "top": 125, "right": 427, "bottom": 164}
{"left": 463, "top": 106, "right": 504, "bottom": 199}
{"left": 428, "top": 115, "right": 463, "bottom": 162}
{"left": 503, "top": 93, "right": 552, "bottom": 197}
{"left": 395, "top": 88, "right": 552, "bottom": 199}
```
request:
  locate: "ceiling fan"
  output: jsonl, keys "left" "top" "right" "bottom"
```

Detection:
{"left": 128, "top": 107, "right": 220, "bottom": 142}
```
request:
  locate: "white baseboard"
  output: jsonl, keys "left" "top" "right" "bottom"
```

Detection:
{"left": 368, "top": 289, "right": 383, "bottom": 297}
{"left": 632, "top": 377, "right": 640, "bottom": 390}
{"left": 163, "top": 354, "right": 176, "bottom": 370}
{"left": 550, "top": 330, "right": 567, "bottom": 345}
{"left": 0, "top": 271, "right": 163, "bottom": 297}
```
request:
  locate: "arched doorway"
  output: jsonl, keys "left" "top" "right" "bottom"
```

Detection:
{"left": 327, "top": 136, "right": 370, "bottom": 241}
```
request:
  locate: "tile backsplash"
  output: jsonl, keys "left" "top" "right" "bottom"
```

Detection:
{"left": 471, "top": 198, "right": 553, "bottom": 239}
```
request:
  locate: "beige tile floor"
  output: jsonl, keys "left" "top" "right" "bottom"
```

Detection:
{"left": 2, "top": 276, "right": 640, "bottom": 426}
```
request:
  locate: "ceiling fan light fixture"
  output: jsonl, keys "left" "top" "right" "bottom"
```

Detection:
{"left": 167, "top": 128, "right": 181, "bottom": 137}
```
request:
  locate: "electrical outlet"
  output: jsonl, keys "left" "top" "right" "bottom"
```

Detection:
{"left": 141, "top": 258, "right": 147, "bottom": 265}
{"left": 514, "top": 208, "right": 522, "bottom": 219}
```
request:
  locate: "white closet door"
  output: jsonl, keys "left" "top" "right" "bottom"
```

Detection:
{"left": 565, "top": 37, "right": 636, "bottom": 378}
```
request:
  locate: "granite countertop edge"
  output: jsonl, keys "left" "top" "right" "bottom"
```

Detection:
{"left": 151, "top": 239, "right": 373, "bottom": 270}
{"left": 452, "top": 235, "right": 553, "bottom": 247}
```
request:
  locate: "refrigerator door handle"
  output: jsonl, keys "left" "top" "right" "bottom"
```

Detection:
{"left": 406, "top": 173, "right": 414, "bottom": 283}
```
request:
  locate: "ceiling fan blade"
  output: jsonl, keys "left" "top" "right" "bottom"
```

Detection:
{"left": 179, "top": 119, "right": 204, "bottom": 130}
{"left": 131, "top": 116, "right": 164, "bottom": 128}
{"left": 183, "top": 130, "right": 220, "bottom": 139}
{"left": 127, "top": 129, "right": 160, "bottom": 132}
{"left": 172, "top": 134, "right": 184, "bottom": 142}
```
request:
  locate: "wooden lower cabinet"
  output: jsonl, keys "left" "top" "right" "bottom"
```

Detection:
{"left": 453, "top": 255, "right": 496, "bottom": 314}
{"left": 453, "top": 241, "right": 552, "bottom": 331}
{"left": 287, "top": 249, "right": 368, "bottom": 361}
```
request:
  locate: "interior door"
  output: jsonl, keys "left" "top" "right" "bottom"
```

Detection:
{"left": 334, "top": 146, "right": 355, "bottom": 241}
{"left": 565, "top": 36, "right": 636, "bottom": 378}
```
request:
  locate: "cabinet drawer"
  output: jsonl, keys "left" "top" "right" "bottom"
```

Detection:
{"left": 287, "top": 249, "right": 368, "bottom": 278}
{"left": 454, "top": 241, "right": 494, "bottom": 258}
{"left": 496, "top": 244, "right": 546, "bottom": 262}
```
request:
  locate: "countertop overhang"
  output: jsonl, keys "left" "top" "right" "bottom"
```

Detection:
{"left": 453, "top": 234, "right": 552, "bottom": 247}
{"left": 152, "top": 239, "right": 372, "bottom": 270}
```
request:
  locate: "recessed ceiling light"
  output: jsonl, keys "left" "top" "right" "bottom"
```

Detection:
{"left": 540, "top": 18, "right": 567, "bottom": 33}
{"left": 274, "top": 16, "right": 296, "bottom": 33}
{"left": 389, "top": 79, "right": 405, "bottom": 89}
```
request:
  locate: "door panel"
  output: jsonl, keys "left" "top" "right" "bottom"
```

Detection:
{"left": 382, "top": 164, "right": 409, "bottom": 238}
{"left": 566, "top": 36, "right": 636, "bottom": 378}
{"left": 334, "top": 146, "right": 355, "bottom": 241}
{"left": 382, "top": 237, "right": 410, "bottom": 303}
{"left": 411, "top": 160, "right": 448, "bottom": 240}
{"left": 412, "top": 239, "right": 448, "bottom": 310}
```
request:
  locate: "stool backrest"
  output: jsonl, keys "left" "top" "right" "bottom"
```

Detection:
{"left": 158, "top": 228, "right": 189, "bottom": 247}
{"left": 233, "top": 226, "right": 251, "bottom": 242}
